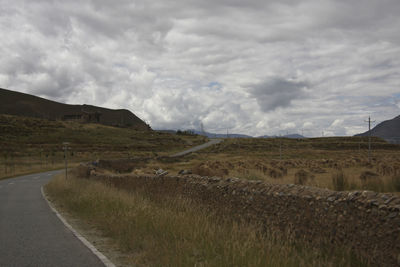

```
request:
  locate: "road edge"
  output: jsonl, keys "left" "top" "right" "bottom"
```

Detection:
{"left": 41, "top": 186, "right": 116, "bottom": 267}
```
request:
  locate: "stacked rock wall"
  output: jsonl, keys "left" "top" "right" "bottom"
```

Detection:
{"left": 78, "top": 166, "right": 400, "bottom": 266}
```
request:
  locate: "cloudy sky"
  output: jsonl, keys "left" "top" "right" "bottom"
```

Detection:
{"left": 1, "top": 0, "right": 399, "bottom": 137}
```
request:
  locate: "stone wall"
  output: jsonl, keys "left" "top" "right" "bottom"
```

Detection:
{"left": 77, "top": 165, "right": 400, "bottom": 266}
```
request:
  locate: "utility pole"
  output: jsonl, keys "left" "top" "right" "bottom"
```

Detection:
{"left": 226, "top": 128, "right": 229, "bottom": 138}
{"left": 63, "top": 142, "right": 70, "bottom": 179}
{"left": 365, "top": 116, "right": 375, "bottom": 162}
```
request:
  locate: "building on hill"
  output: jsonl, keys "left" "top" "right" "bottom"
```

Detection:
{"left": 62, "top": 114, "right": 83, "bottom": 121}
{"left": 82, "top": 110, "right": 101, "bottom": 123}
{"left": 62, "top": 110, "right": 101, "bottom": 123}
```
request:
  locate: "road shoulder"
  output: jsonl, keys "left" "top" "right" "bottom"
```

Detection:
{"left": 42, "top": 186, "right": 130, "bottom": 267}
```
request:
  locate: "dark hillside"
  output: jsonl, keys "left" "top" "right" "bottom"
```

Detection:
{"left": 0, "top": 88, "right": 150, "bottom": 130}
{"left": 356, "top": 115, "right": 400, "bottom": 144}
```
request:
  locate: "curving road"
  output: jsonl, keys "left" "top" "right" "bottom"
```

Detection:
{"left": 0, "top": 171, "right": 104, "bottom": 267}
{"left": 170, "top": 138, "right": 223, "bottom": 157}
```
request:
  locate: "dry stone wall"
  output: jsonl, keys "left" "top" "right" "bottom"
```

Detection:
{"left": 78, "top": 165, "right": 400, "bottom": 266}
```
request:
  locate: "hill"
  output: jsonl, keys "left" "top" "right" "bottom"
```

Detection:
{"left": 355, "top": 115, "right": 400, "bottom": 144}
{"left": 0, "top": 88, "right": 150, "bottom": 130}
{"left": 0, "top": 114, "right": 206, "bottom": 179}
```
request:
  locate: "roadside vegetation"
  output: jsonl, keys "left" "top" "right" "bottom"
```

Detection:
{"left": 45, "top": 174, "right": 367, "bottom": 267}
{"left": 0, "top": 114, "right": 205, "bottom": 179}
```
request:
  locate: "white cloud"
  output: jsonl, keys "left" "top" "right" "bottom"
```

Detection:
{"left": 1, "top": 0, "right": 400, "bottom": 136}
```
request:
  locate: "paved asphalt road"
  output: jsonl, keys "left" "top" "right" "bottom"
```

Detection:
{"left": 0, "top": 171, "right": 104, "bottom": 267}
{"left": 170, "top": 138, "right": 223, "bottom": 157}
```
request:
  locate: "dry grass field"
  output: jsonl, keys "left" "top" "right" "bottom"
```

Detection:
{"left": 131, "top": 137, "right": 400, "bottom": 194}
{"left": 0, "top": 114, "right": 205, "bottom": 179}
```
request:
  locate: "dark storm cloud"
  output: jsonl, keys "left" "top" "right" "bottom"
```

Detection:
{"left": 249, "top": 78, "right": 309, "bottom": 112}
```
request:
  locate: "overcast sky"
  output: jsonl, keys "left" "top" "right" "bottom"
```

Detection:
{"left": 1, "top": 0, "right": 399, "bottom": 136}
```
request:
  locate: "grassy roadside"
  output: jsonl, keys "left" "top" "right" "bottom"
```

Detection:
{"left": 44, "top": 174, "right": 367, "bottom": 267}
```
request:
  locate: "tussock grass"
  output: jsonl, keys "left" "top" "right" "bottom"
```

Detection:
{"left": 147, "top": 137, "right": 400, "bottom": 193}
{"left": 45, "top": 175, "right": 366, "bottom": 266}
{"left": 389, "top": 175, "right": 400, "bottom": 191}
{"left": 331, "top": 170, "right": 351, "bottom": 191}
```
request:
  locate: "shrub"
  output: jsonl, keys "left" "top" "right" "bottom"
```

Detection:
{"left": 388, "top": 175, "right": 400, "bottom": 192}
{"left": 192, "top": 163, "right": 228, "bottom": 177}
{"left": 361, "top": 177, "right": 385, "bottom": 192}
{"left": 294, "top": 169, "right": 313, "bottom": 185}
{"left": 359, "top": 171, "right": 379, "bottom": 182}
{"left": 309, "top": 167, "right": 326, "bottom": 174}
{"left": 358, "top": 171, "right": 385, "bottom": 192}
{"left": 331, "top": 170, "right": 348, "bottom": 191}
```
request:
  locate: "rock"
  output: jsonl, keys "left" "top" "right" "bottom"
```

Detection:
{"left": 378, "top": 205, "right": 387, "bottom": 210}
{"left": 155, "top": 169, "right": 168, "bottom": 176}
{"left": 327, "top": 197, "right": 335, "bottom": 202}
{"left": 388, "top": 212, "right": 398, "bottom": 219}
{"left": 384, "top": 197, "right": 395, "bottom": 204}
{"left": 178, "top": 169, "right": 192, "bottom": 175}
{"left": 380, "top": 194, "right": 389, "bottom": 200}
{"left": 390, "top": 205, "right": 400, "bottom": 212}
{"left": 368, "top": 200, "right": 379, "bottom": 207}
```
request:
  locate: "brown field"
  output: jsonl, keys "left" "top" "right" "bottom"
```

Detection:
{"left": 121, "top": 137, "right": 400, "bottom": 194}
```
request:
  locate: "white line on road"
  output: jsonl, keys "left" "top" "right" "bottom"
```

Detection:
{"left": 33, "top": 176, "right": 39, "bottom": 179}
{"left": 41, "top": 187, "right": 116, "bottom": 267}
{"left": 8, "top": 182, "right": 14, "bottom": 185}
{"left": 47, "top": 173, "right": 52, "bottom": 176}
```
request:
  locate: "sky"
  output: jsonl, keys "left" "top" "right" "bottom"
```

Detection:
{"left": 1, "top": 0, "right": 399, "bottom": 137}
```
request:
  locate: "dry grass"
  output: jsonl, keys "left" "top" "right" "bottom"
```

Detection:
{"left": 0, "top": 114, "right": 206, "bottom": 180}
{"left": 138, "top": 138, "right": 400, "bottom": 194}
{"left": 45, "top": 175, "right": 367, "bottom": 267}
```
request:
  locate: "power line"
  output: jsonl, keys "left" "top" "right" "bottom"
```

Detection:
{"left": 63, "top": 142, "right": 70, "bottom": 179}
{"left": 364, "top": 116, "right": 375, "bottom": 162}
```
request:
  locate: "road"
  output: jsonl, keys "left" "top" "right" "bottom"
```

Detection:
{"left": 0, "top": 171, "right": 104, "bottom": 267}
{"left": 170, "top": 138, "right": 223, "bottom": 157}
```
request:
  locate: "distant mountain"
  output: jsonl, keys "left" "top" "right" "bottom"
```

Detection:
{"left": 258, "top": 134, "right": 306, "bottom": 139}
{"left": 158, "top": 129, "right": 253, "bottom": 138}
{"left": 159, "top": 129, "right": 305, "bottom": 139}
{"left": 0, "top": 88, "right": 150, "bottom": 130}
{"left": 190, "top": 130, "right": 253, "bottom": 138}
{"left": 355, "top": 115, "right": 400, "bottom": 144}
{"left": 198, "top": 131, "right": 252, "bottom": 138}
